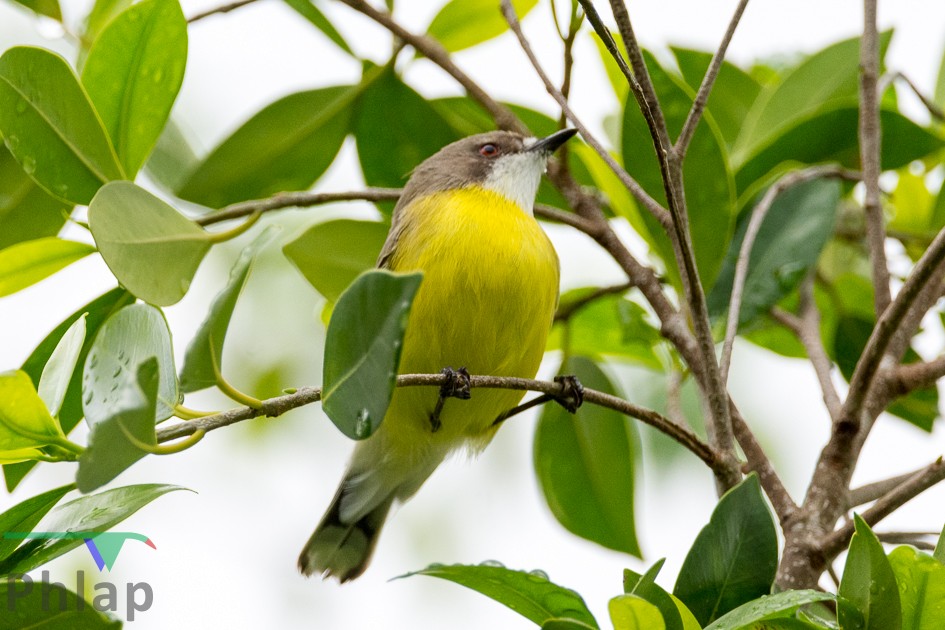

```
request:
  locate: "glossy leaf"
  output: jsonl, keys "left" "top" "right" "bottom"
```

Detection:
{"left": 9, "top": 0, "right": 62, "bottom": 20}
{"left": 734, "top": 32, "right": 891, "bottom": 160}
{"left": 0, "top": 483, "right": 73, "bottom": 562}
{"left": 89, "top": 181, "right": 212, "bottom": 306}
{"left": 179, "top": 225, "right": 281, "bottom": 392}
{"left": 354, "top": 69, "right": 460, "bottom": 200}
{"left": 5, "top": 288, "right": 133, "bottom": 491}
{"left": 400, "top": 563, "right": 599, "bottom": 629}
{"left": 888, "top": 546, "right": 945, "bottom": 630}
{"left": 281, "top": 0, "right": 353, "bottom": 55}
{"left": 0, "top": 371, "right": 64, "bottom": 451}
{"left": 534, "top": 356, "right": 640, "bottom": 555}
{"left": 82, "top": 302, "right": 179, "bottom": 425}
{"left": 177, "top": 85, "right": 356, "bottom": 208}
{"left": 37, "top": 315, "right": 87, "bottom": 417}
{"left": 283, "top": 219, "right": 389, "bottom": 303}
{"left": 549, "top": 294, "right": 663, "bottom": 370}
{"left": 77, "top": 358, "right": 159, "bottom": 492}
{"left": 839, "top": 515, "right": 901, "bottom": 630}
{"left": 707, "top": 179, "right": 840, "bottom": 328}
{"left": 621, "top": 51, "right": 735, "bottom": 290}
{"left": 623, "top": 561, "right": 695, "bottom": 630}
{"left": 542, "top": 621, "right": 597, "bottom": 630}
{"left": 81, "top": 0, "right": 188, "bottom": 177}
{"left": 0, "top": 237, "right": 95, "bottom": 297}
{"left": 322, "top": 270, "right": 422, "bottom": 439}
{"left": 703, "top": 590, "right": 835, "bottom": 630}
{"left": 0, "top": 46, "right": 124, "bottom": 205}
{"left": 0, "top": 581, "right": 121, "bottom": 629}
{"left": 0, "top": 484, "right": 187, "bottom": 575}
{"left": 673, "top": 474, "right": 778, "bottom": 626}
{"left": 671, "top": 47, "right": 762, "bottom": 149}
{"left": 426, "top": 0, "right": 539, "bottom": 52}
{"left": 0, "top": 144, "right": 72, "bottom": 250}
{"left": 734, "top": 107, "right": 943, "bottom": 193}
{"left": 609, "top": 595, "right": 665, "bottom": 630}
{"left": 77, "top": 0, "right": 135, "bottom": 68}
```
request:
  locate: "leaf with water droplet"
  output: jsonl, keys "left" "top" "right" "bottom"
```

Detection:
{"left": 839, "top": 515, "right": 902, "bottom": 630}
{"left": 81, "top": 0, "right": 187, "bottom": 177}
{"left": 395, "top": 562, "right": 599, "bottom": 629}
{"left": 322, "top": 270, "right": 422, "bottom": 440}
{"left": 701, "top": 590, "right": 835, "bottom": 630}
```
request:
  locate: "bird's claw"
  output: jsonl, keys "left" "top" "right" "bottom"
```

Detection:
{"left": 553, "top": 374, "right": 584, "bottom": 413}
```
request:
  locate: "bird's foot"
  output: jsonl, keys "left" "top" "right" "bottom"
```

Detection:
{"left": 428, "top": 367, "right": 472, "bottom": 433}
{"left": 552, "top": 375, "right": 584, "bottom": 413}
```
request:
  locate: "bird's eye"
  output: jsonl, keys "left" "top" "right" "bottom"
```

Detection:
{"left": 479, "top": 143, "right": 499, "bottom": 157}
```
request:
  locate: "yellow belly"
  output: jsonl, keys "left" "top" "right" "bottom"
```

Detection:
{"left": 381, "top": 187, "right": 559, "bottom": 456}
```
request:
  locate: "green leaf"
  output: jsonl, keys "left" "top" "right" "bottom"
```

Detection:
{"left": 623, "top": 561, "right": 697, "bottom": 630}
{"left": 142, "top": 117, "right": 199, "bottom": 193}
{"left": 734, "top": 32, "right": 891, "bottom": 160}
{"left": 81, "top": 0, "right": 188, "bottom": 177}
{"left": 889, "top": 546, "right": 945, "bottom": 630}
{"left": 283, "top": 219, "right": 389, "bottom": 303}
{"left": 77, "top": 358, "right": 159, "bottom": 492}
{"left": 354, "top": 68, "right": 460, "bottom": 201}
{"left": 6, "top": 288, "right": 133, "bottom": 491}
{"left": 0, "top": 581, "right": 121, "bottom": 629}
{"left": 82, "top": 302, "right": 180, "bottom": 425}
{"left": 89, "top": 181, "right": 212, "bottom": 306}
{"left": 548, "top": 294, "right": 663, "bottom": 370}
{"left": 610, "top": 595, "right": 665, "bottom": 630}
{"left": 621, "top": 51, "right": 735, "bottom": 290}
{"left": 426, "top": 0, "right": 539, "bottom": 52}
{"left": 671, "top": 47, "right": 762, "bottom": 149}
{"left": 9, "top": 0, "right": 61, "bottom": 21}
{"left": 934, "top": 524, "right": 945, "bottom": 565}
{"left": 177, "top": 85, "right": 356, "bottom": 208}
{"left": 542, "top": 621, "right": 598, "bottom": 630}
{"left": 37, "top": 314, "right": 87, "bottom": 417}
{"left": 935, "top": 40, "right": 945, "bottom": 110}
{"left": 400, "top": 563, "right": 599, "bottom": 629}
{"left": 78, "top": 0, "right": 135, "bottom": 68}
{"left": 322, "top": 270, "right": 422, "bottom": 439}
{"left": 0, "top": 46, "right": 124, "bottom": 205}
{"left": 0, "top": 483, "right": 187, "bottom": 575}
{"left": 707, "top": 179, "right": 840, "bottom": 328}
{"left": 281, "top": 0, "right": 354, "bottom": 55}
{"left": 703, "top": 590, "right": 835, "bottom": 630}
{"left": 179, "top": 225, "right": 281, "bottom": 392}
{"left": 0, "top": 484, "right": 74, "bottom": 562}
{"left": 673, "top": 474, "right": 779, "bottom": 626}
{"left": 0, "top": 237, "right": 96, "bottom": 297}
{"left": 838, "top": 515, "right": 902, "bottom": 630}
{"left": 534, "top": 356, "right": 640, "bottom": 555}
{"left": 734, "top": 107, "right": 943, "bottom": 193}
{"left": 0, "top": 144, "right": 73, "bottom": 250}
{"left": 0, "top": 371, "right": 64, "bottom": 451}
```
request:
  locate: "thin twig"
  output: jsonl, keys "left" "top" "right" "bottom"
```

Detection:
{"left": 675, "top": 0, "right": 751, "bottom": 158}
{"left": 187, "top": 0, "right": 261, "bottom": 23}
{"left": 821, "top": 457, "right": 945, "bottom": 558}
{"left": 502, "top": 1, "right": 670, "bottom": 227}
{"left": 730, "top": 404, "right": 799, "bottom": 521}
{"left": 157, "top": 372, "right": 728, "bottom": 475}
{"left": 554, "top": 282, "right": 633, "bottom": 322}
{"left": 196, "top": 189, "right": 402, "bottom": 226}
{"left": 797, "top": 277, "right": 843, "bottom": 420}
{"left": 882, "top": 71, "right": 945, "bottom": 122}
{"left": 859, "top": 0, "right": 892, "bottom": 315}
{"left": 721, "top": 166, "right": 859, "bottom": 383}
{"left": 875, "top": 532, "right": 938, "bottom": 550}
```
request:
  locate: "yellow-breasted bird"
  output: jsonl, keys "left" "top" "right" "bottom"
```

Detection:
{"left": 298, "top": 128, "right": 577, "bottom": 581}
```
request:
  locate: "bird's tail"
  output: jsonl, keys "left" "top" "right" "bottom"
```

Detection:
{"left": 297, "top": 474, "right": 395, "bottom": 582}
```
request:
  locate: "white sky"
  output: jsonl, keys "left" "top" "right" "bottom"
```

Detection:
{"left": 1, "top": 1, "right": 945, "bottom": 629}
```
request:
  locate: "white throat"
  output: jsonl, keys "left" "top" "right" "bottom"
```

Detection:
{"left": 481, "top": 141, "right": 547, "bottom": 215}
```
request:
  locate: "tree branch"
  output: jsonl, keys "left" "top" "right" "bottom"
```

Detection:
{"left": 196, "top": 189, "right": 402, "bottom": 226}
{"left": 157, "top": 373, "right": 729, "bottom": 475}
{"left": 337, "top": 0, "right": 524, "bottom": 134}
{"left": 554, "top": 282, "right": 633, "bottom": 322}
{"left": 674, "top": 0, "right": 750, "bottom": 158}
{"left": 849, "top": 470, "right": 921, "bottom": 507}
{"left": 859, "top": 0, "right": 892, "bottom": 315}
{"left": 882, "top": 71, "right": 945, "bottom": 122}
{"left": 821, "top": 457, "right": 945, "bottom": 558}
{"left": 187, "top": 0, "right": 261, "bottom": 23}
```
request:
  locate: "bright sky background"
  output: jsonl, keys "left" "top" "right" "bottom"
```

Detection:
{"left": 2, "top": 1, "right": 945, "bottom": 628}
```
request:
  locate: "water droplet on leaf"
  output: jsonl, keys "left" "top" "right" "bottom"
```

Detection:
{"left": 354, "top": 408, "right": 372, "bottom": 438}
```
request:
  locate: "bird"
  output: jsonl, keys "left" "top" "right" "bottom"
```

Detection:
{"left": 298, "top": 127, "right": 578, "bottom": 582}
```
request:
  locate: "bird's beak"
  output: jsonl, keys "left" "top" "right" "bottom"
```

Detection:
{"left": 527, "top": 128, "right": 578, "bottom": 154}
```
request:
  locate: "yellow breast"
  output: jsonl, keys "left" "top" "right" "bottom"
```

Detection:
{"left": 382, "top": 186, "right": 560, "bottom": 450}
